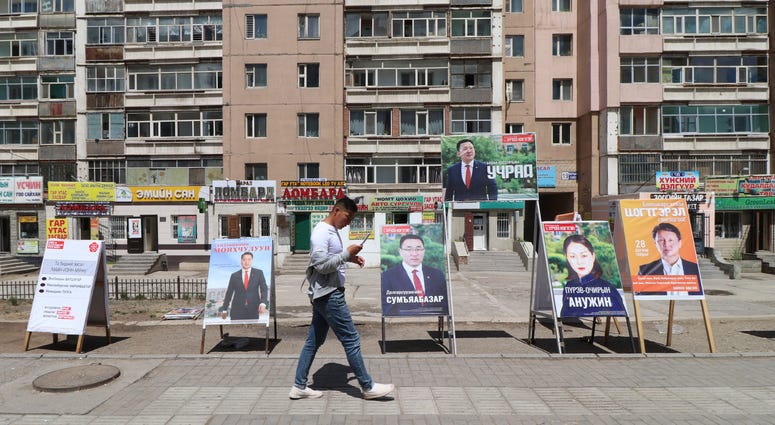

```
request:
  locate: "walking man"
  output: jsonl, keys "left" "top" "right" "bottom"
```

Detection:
{"left": 290, "top": 196, "right": 395, "bottom": 400}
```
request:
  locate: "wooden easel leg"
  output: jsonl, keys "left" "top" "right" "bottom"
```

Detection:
{"left": 612, "top": 317, "right": 622, "bottom": 334}
{"left": 106, "top": 326, "right": 111, "bottom": 344}
{"left": 666, "top": 300, "right": 675, "bottom": 347}
{"left": 604, "top": 317, "right": 611, "bottom": 344}
{"left": 589, "top": 317, "right": 597, "bottom": 344}
{"left": 75, "top": 335, "right": 84, "bottom": 353}
{"left": 265, "top": 326, "right": 269, "bottom": 355}
{"left": 219, "top": 325, "right": 224, "bottom": 339}
{"left": 437, "top": 316, "right": 444, "bottom": 344}
{"left": 200, "top": 328, "right": 206, "bottom": 354}
{"left": 700, "top": 299, "right": 716, "bottom": 353}
{"left": 53, "top": 334, "right": 58, "bottom": 344}
{"left": 633, "top": 300, "right": 646, "bottom": 353}
{"left": 24, "top": 332, "right": 31, "bottom": 351}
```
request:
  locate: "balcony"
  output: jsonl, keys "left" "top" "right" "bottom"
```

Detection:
{"left": 346, "top": 38, "right": 449, "bottom": 56}
{"left": 86, "top": 140, "right": 125, "bottom": 157}
{"left": 346, "top": 86, "right": 449, "bottom": 105}
{"left": 663, "top": 35, "right": 768, "bottom": 52}
{"left": 346, "top": 0, "right": 449, "bottom": 7}
{"left": 39, "top": 100, "right": 76, "bottom": 117}
{"left": 124, "top": 43, "right": 222, "bottom": 61}
{"left": 0, "top": 101, "right": 38, "bottom": 118}
{"left": 124, "top": 91, "right": 222, "bottom": 108}
{"left": 123, "top": 0, "right": 221, "bottom": 13}
{"left": 38, "top": 13, "right": 75, "bottom": 29}
{"left": 346, "top": 136, "right": 441, "bottom": 155}
{"left": 0, "top": 145, "right": 37, "bottom": 161}
{"left": 38, "top": 144, "right": 75, "bottom": 161}
{"left": 0, "top": 57, "right": 36, "bottom": 73}
{"left": 0, "top": 13, "right": 37, "bottom": 30}
{"left": 125, "top": 137, "right": 223, "bottom": 156}
{"left": 662, "top": 133, "right": 769, "bottom": 151}
{"left": 37, "top": 56, "right": 74, "bottom": 72}
{"left": 663, "top": 84, "right": 768, "bottom": 102}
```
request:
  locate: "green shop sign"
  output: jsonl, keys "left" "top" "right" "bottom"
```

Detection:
{"left": 715, "top": 196, "right": 775, "bottom": 210}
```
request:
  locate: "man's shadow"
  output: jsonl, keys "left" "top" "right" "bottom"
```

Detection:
{"left": 311, "top": 363, "right": 394, "bottom": 400}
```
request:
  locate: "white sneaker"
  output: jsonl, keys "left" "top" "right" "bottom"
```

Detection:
{"left": 362, "top": 382, "right": 395, "bottom": 400}
{"left": 289, "top": 386, "right": 323, "bottom": 399}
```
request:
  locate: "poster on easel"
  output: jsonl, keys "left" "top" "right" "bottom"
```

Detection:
{"left": 25, "top": 239, "right": 110, "bottom": 352}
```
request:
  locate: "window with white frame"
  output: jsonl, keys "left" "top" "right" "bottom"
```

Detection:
{"left": 0, "top": 120, "right": 37, "bottom": 144}
{"left": 297, "top": 163, "right": 319, "bottom": 179}
{"left": 391, "top": 11, "right": 445, "bottom": 37}
{"left": 4, "top": 0, "right": 37, "bottom": 14}
{"left": 246, "top": 64, "right": 267, "bottom": 88}
{"left": 552, "top": 0, "right": 571, "bottom": 12}
{"left": 40, "top": 120, "right": 75, "bottom": 144}
{"left": 661, "top": 7, "right": 767, "bottom": 35}
{"left": 345, "top": 12, "right": 389, "bottom": 37}
{"left": 670, "top": 56, "right": 768, "bottom": 85}
{"left": 504, "top": 35, "right": 524, "bottom": 57}
{"left": 506, "top": 123, "right": 524, "bottom": 133}
{"left": 399, "top": 109, "right": 444, "bottom": 136}
{"left": 552, "top": 79, "right": 572, "bottom": 100}
{"left": 87, "top": 18, "right": 124, "bottom": 45}
{"left": 346, "top": 157, "right": 442, "bottom": 184}
{"left": 620, "top": 106, "right": 659, "bottom": 135}
{"left": 0, "top": 76, "right": 36, "bottom": 100}
{"left": 451, "top": 10, "right": 491, "bottom": 37}
{"left": 620, "top": 8, "right": 659, "bottom": 35}
{"left": 506, "top": 0, "right": 523, "bottom": 13}
{"left": 87, "top": 65, "right": 125, "bottom": 92}
{"left": 662, "top": 104, "right": 769, "bottom": 134}
{"left": 87, "top": 112, "right": 125, "bottom": 140}
{"left": 127, "top": 63, "right": 222, "bottom": 91}
{"left": 45, "top": 31, "right": 73, "bottom": 55}
{"left": 246, "top": 113, "right": 267, "bottom": 138}
{"left": 497, "top": 212, "right": 512, "bottom": 238}
{"left": 0, "top": 162, "right": 38, "bottom": 176}
{"left": 298, "top": 113, "right": 319, "bottom": 137}
{"left": 127, "top": 15, "right": 222, "bottom": 43}
{"left": 552, "top": 34, "right": 572, "bottom": 56}
{"left": 126, "top": 110, "right": 223, "bottom": 138}
{"left": 171, "top": 215, "right": 197, "bottom": 241}
{"left": 349, "top": 213, "right": 374, "bottom": 234}
{"left": 0, "top": 32, "right": 37, "bottom": 57}
{"left": 552, "top": 123, "right": 571, "bottom": 144}
{"left": 450, "top": 60, "right": 491, "bottom": 88}
{"left": 245, "top": 14, "right": 267, "bottom": 39}
{"left": 620, "top": 57, "right": 660, "bottom": 83}
{"left": 298, "top": 14, "right": 320, "bottom": 39}
{"left": 90, "top": 160, "right": 126, "bottom": 183}
{"left": 346, "top": 60, "right": 448, "bottom": 87}
{"left": 245, "top": 163, "right": 267, "bottom": 180}
{"left": 451, "top": 107, "right": 491, "bottom": 133}
{"left": 349, "top": 109, "right": 391, "bottom": 136}
{"left": 505, "top": 80, "right": 524, "bottom": 102}
{"left": 40, "top": 75, "right": 74, "bottom": 99}
{"left": 41, "top": 0, "right": 74, "bottom": 13}
{"left": 298, "top": 63, "right": 319, "bottom": 88}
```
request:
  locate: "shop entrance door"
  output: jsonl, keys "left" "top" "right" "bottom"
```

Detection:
{"left": 142, "top": 215, "right": 158, "bottom": 252}
{"left": 472, "top": 213, "right": 487, "bottom": 250}
{"left": 0, "top": 216, "right": 9, "bottom": 252}
{"left": 294, "top": 213, "right": 311, "bottom": 252}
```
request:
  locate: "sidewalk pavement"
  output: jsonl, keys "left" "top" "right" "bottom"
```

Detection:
{"left": 1, "top": 267, "right": 775, "bottom": 423}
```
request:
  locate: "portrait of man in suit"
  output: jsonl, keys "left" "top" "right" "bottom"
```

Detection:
{"left": 222, "top": 251, "right": 269, "bottom": 320}
{"left": 381, "top": 234, "right": 448, "bottom": 316}
{"left": 638, "top": 222, "right": 700, "bottom": 276}
{"left": 444, "top": 138, "right": 498, "bottom": 201}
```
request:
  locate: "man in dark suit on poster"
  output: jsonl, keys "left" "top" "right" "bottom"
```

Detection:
{"left": 222, "top": 251, "right": 269, "bottom": 320}
{"left": 444, "top": 138, "right": 498, "bottom": 201}
{"left": 381, "top": 234, "right": 448, "bottom": 316}
{"left": 638, "top": 222, "right": 700, "bottom": 276}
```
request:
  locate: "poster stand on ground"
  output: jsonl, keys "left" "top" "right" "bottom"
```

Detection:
{"left": 615, "top": 198, "right": 715, "bottom": 353}
{"left": 379, "top": 221, "right": 455, "bottom": 354}
{"left": 200, "top": 237, "right": 276, "bottom": 354}
{"left": 24, "top": 239, "right": 111, "bottom": 353}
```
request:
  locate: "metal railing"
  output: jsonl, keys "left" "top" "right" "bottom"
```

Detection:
{"left": 0, "top": 276, "right": 207, "bottom": 301}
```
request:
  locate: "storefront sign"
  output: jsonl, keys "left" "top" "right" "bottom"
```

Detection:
{"left": 706, "top": 175, "right": 775, "bottom": 197}
{"left": 17, "top": 239, "right": 39, "bottom": 254}
{"left": 369, "top": 196, "right": 423, "bottom": 212}
{"left": 55, "top": 202, "right": 111, "bottom": 216}
{"left": 213, "top": 180, "right": 276, "bottom": 203}
{"left": 283, "top": 203, "right": 334, "bottom": 212}
{"left": 656, "top": 171, "right": 699, "bottom": 191}
{"left": 537, "top": 166, "right": 557, "bottom": 188}
{"left": 0, "top": 177, "right": 43, "bottom": 204}
{"left": 130, "top": 186, "right": 203, "bottom": 202}
{"left": 0, "top": 178, "right": 11, "bottom": 203}
{"left": 561, "top": 171, "right": 577, "bottom": 180}
{"left": 47, "top": 218, "right": 69, "bottom": 239}
{"left": 280, "top": 180, "right": 346, "bottom": 201}
{"left": 649, "top": 192, "right": 708, "bottom": 211}
{"left": 423, "top": 195, "right": 443, "bottom": 210}
{"left": 715, "top": 196, "right": 775, "bottom": 211}
{"left": 48, "top": 182, "right": 115, "bottom": 202}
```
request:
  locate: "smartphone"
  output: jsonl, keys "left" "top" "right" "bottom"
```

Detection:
{"left": 360, "top": 231, "right": 371, "bottom": 246}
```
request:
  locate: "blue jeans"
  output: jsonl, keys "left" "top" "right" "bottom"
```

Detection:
{"left": 293, "top": 289, "right": 373, "bottom": 390}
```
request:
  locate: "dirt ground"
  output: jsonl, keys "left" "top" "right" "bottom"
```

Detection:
{"left": 2, "top": 298, "right": 774, "bottom": 356}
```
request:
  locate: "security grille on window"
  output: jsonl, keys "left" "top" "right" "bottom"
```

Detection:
{"left": 246, "top": 64, "right": 267, "bottom": 88}
{"left": 87, "top": 66, "right": 125, "bottom": 92}
{"left": 41, "top": 75, "right": 74, "bottom": 99}
{"left": 504, "top": 35, "right": 524, "bottom": 57}
{"left": 298, "top": 113, "right": 319, "bottom": 137}
{"left": 245, "top": 14, "right": 267, "bottom": 39}
{"left": 45, "top": 31, "right": 73, "bottom": 55}
{"left": 40, "top": 120, "right": 75, "bottom": 144}
{"left": 451, "top": 108, "right": 491, "bottom": 133}
{"left": 298, "top": 63, "right": 319, "bottom": 88}
{"left": 109, "top": 216, "right": 127, "bottom": 238}
{"left": 505, "top": 80, "right": 524, "bottom": 102}
{"left": 497, "top": 212, "right": 511, "bottom": 238}
{"left": 552, "top": 79, "right": 572, "bottom": 100}
{"left": 298, "top": 14, "right": 320, "bottom": 39}
{"left": 90, "top": 160, "right": 126, "bottom": 183}
{"left": 259, "top": 216, "right": 271, "bottom": 237}
{"left": 552, "top": 34, "right": 572, "bottom": 56}
{"left": 552, "top": 123, "right": 571, "bottom": 145}
{"left": 246, "top": 114, "right": 267, "bottom": 138}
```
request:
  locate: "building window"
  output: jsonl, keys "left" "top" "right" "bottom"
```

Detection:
{"left": 127, "top": 16, "right": 222, "bottom": 43}
{"left": 0, "top": 76, "right": 37, "bottom": 100}
{"left": 0, "top": 31, "right": 37, "bottom": 57}
{"left": 620, "top": 8, "right": 660, "bottom": 35}
{"left": 0, "top": 162, "right": 38, "bottom": 176}
{"left": 668, "top": 56, "right": 768, "bottom": 85}
{"left": 391, "top": 11, "right": 445, "bottom": 37}
{"left": 45, "top": 31, "right": 73, "bottom": 55}
{"left": 4, "top": 0, "right": 37, "bottom": 14}
{"left": 298, "top": 14, "right": 320, "bottom": 39}
{"left": 505, "top": 80, "right": 524, "bottom": 102}
{"left": 41, "top": 0, "right": 73, "bottom": 12}
{"left": 40, "top": 120, "right": 75, "bottom": 144}
{"left": 450, "top": 60, "right": 491, "bottom": 88}
{"left": 40, "top": 75, "right": 74, "bottom": 99}
{"left": 110, "top": 216, "right": 127, "bottom": 239}
{"left": 400, "top": 109, "right": 444, "bottom": 135}
{"left": 246, "top": 114, "right": 267, "bottom": 138}
{"left": 552, "top": 34, "right": 572, "bottom": 56}
{"left": 552, "top": 79, "right": 572, "bottom": 100}
{"left": 346, "top": 157, "right": 442, "bottom": 184}
{"left": 0, "top": 120, "right": 37, "bottom": 144}
{"left": 90, "top": 160, "right": 126, "bottom": 183}
{"left": 87, "top": 112, "right": 124, "bottom": 140}
{"left": 662, "top": 7, "right": 767, "bottom": 35}
{"left": 87, "top": 66, "right": 125, "bottom": 92}
{"left": 245, "top": 14, "right": 268, "bottom": 39}
{"left": 506, "top": 123, "right": 524, "bottom": 133}
{"left": 246, "top": 64, "right": 267, "bottom": 88}
{"left": 497, "top": 212, "right": 511, "bottom": 238}
{"left": 552, "top": 123, "right": 571, "bottom": 145}
{"left": 259, "top": 215, "right": 271, "bottom": 237}
{"left": 127, "top": 63, "right": 222, "bottom": 91}
{"left": 298, "top": 63, "right": 319, "bottom": 88}
{"left": 552, "top": 0, "right": 571, "bottom": 12}
{"left": 127, "top": 110, "right": 223, "bottom": 138}
{"left": 349, "top": 213, "right": 374, "bottom": 234}
{"left": 620, "top": 57, "right": 660, "bottom": 83}
{"left": 87, "top": 18, "right": 124, "bottom": 45}
{"left": 298, "top": 113, "right": 319, "bottom": 137}
{"left": 298, "top": 163, "right": 319, "bottom": 179}
{"left": 349, "top": 109, "right": 391, "bottom": 136}
{"left": 451, "top": 10, "right": 491, "bottom": 37}
{"left": 505, "top": 35, "right": 524, "bottom": 57}
{"left": 715, "top": 212, "right": 741, "bottom": 238}
{"left": 620, "top": 106, "right": 659, "bottom": 135}
{"left": 451, "top": 107, "right": 491, "bottom": 133}
{"left": 345, "top": 12, "right": 389, "bottom": 37}
{"left": 171, "top": 215, "right": 197, "bottom": 241}
{"left": 662, "top": 104, "right": 769, "bottom": 134}
{"left": 346, "top": 61, "right": 448, "bottom": 88}
{"left": 619, "top": 153, "right": 660, "bottom": 184}
{"left": 506, "top": 0, "right": 523, "bottom": 13}
{"left": 245, "top": 163, "right": 267, "bottom": 180}
{"left": 17, "top": 213, "right": 38, "bottom": 239}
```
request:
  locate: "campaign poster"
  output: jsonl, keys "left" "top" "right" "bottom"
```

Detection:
{"left": 27, "top": 239, "right": 107, "bottom": 334}
{"left": 177, "top": 215, "right": 197, "bottom": 243}
{"left": 618, "top": 199, "right": 704, "bottom": 300}
{"left": 380, "top": 223, "right": 449, "bottom": 317}
{"left": 441, "top": 133, "right": 537, "bottom": 202}
{"left": 541, "top": 221, "right": 628, "bottom": 318}
{"left": 128, "top": 218, "right": 142, "bottom": 238}
{"left": 203, "top": 238, "right": 272, "bottom": 326}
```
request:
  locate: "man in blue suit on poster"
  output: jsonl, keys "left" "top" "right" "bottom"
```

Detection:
{"left": 222, "top": 251, "right": 269, "bottom": 320}
{"left": 444, "top": 138, "right": 498, "bottom": 201}
{"left": 381, "top": 234, "right": 448, "bottom": 316}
